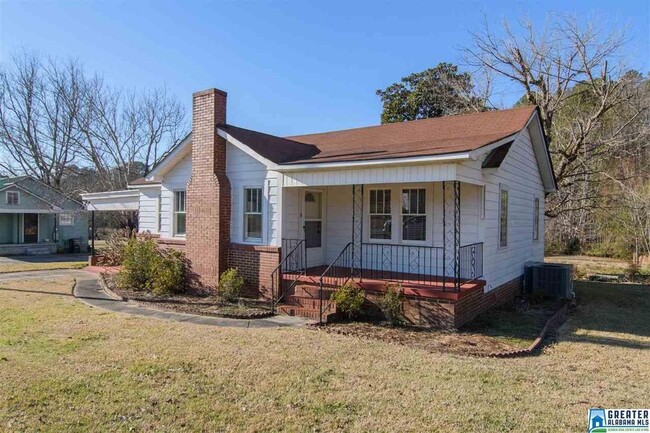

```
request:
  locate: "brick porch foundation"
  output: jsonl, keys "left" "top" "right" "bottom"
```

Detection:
{"left": 228, "top": 243, "right": 281, "bottom": 299}
{"left": 361, "top": 275, "right": 523, "bottom": 329}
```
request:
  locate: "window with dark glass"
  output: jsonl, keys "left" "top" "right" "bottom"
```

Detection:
{"left": 401, "top": 188, "right": 426, "bottom": 241}
{"left": 244, "top": 187, "right": 263, "bottom": 241}
{"left": 533, "top": 197, "right": 540, "bottom": 241}
{"left": 174, "top": 190, "right": 186, "bottom": 236}
{"left": 499, "top": 187, "right": 508, "bottom": 247}
{"left": 369, "top": 189, "right": 392, "bottom": 240}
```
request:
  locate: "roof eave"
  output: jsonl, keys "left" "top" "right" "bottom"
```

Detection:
{"left": 275, "top": 152, "right": 473, "bottom": 172}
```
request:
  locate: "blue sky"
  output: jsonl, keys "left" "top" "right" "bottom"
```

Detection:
{"left": 1, "top": 0, "right": 648, "bottom": 136}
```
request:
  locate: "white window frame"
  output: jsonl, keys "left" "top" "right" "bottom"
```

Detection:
{"left": 156, "top": 194, "right": 162, "bottom": 233}
{"left": 173, "top": 190, "right": 186, "bottom": 237}
{"left": 243, "top": 186, "right": 263, "bottom": 243}
{"left": 400, "top": 187, "right": 428, "bottom": 244}
{"left": 368, "top": 188, "right": 393, "bottom": 242}
{"left": 498, "top": 184, "right": 509, "bottom": 248}
{"left": 533, "top": 197, "right": 540, "bottom": 241}
{"left": 59, "top": 213, "right": 74, "bottom": 226}
{"left": 6, "top": 191, "right": 19, "bottom": 205}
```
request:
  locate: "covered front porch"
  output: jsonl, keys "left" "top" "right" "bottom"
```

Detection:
{"left": 0, "top": 211, "right": 72, "bottom": 255}
{"left": 273, "top": 180, "right": 485, "bottom": 322}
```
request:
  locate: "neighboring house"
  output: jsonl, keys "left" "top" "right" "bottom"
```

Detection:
{"left": 0, "top": 176, "right": 88, "bottom": 256}
{"left": 82, "top": 88, "right": 556, "bottom": 328}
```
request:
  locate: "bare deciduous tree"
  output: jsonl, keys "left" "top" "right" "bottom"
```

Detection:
{"left": 0, "top": 53, "right": 85, "bottom": 188}
{"left": 0, "top": 51, "right": 186, "bottom": 195}
{"left": 77, "top": 79, "right": 185, "bottom": 191}
{"left": 462, "top": 15, "right": 649, "bottom": 218}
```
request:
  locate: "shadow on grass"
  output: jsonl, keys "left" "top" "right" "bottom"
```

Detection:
{"left": 0, "top": 287, "right": 73, "bottom": 297}
{"left": 461, "top": 302, "right": 554, "bottom": 348}
{"left": 572, "top": 281, "right": 650, "bottom": 338}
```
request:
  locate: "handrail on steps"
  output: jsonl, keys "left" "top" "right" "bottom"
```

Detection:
{"left": 318, "top": 242, "right": 354, "bottom": 324}
{"left": 270, "top": 239, "right": 306, "bottom": 313}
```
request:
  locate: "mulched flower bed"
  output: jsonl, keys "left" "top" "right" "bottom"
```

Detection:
{"left": 315, "top": 300, "right": 563, "bottom": 357}
{"left": 103, "top": 274, "right": 273, "bottom": 319}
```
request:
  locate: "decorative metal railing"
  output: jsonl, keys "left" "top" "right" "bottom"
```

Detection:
{"left": 361, "top": 242, "right": 484, "bottom": 290}
{"left": 318, "top": 242, "right": 354, "bottom": 323}
{"left": 459, "top": 242, "right": 483, "bottom": 282}
{"left": 270, "top": 239, "right": 306, "bottom": 312}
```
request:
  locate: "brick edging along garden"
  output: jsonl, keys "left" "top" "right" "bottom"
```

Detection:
{"left": 98, "top": 273, "right": 274, "bottom": 320}
{"left": 478, "top": 303, "right": 569, "bottom": 358}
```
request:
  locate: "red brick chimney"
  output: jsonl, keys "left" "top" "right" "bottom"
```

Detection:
{"left": 186, "top": 88, "right": 231, "bottom": 288}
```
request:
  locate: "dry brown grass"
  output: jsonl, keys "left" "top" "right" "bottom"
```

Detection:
{"left": 546, "top": 255, "right": 650, "bottom": 277}
{"left": 0, "top": 261, "right": 87, "bottom": 274}
{"left": 0, "top": 276, "right": 648, "bottom": 432}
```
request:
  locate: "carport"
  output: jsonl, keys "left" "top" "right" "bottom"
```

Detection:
{"left": 80, "top": 190, "right": 139, "bottom": 256}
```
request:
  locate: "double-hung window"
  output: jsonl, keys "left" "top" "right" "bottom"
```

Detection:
{"left": 499, "top": 186, "right": 509, "bottom": 248}
{"left": 244, "top": 187, "right": 263, "bottom": 242}
{"left": 59, "top": 213, "right": 74, "bottom": 226}
{"left": 173, "top": 190, "right": 186, "bottom": 236}
{"left": 369, "top": 189, "right": 392, "bottom": 240}
{"left": 6, "top": 191, "right": 19, "bottom": 205}
{"left": 401, "top": 188, "right": 426, "bottom": 241}
{"left": 533, "top": 197, "right": 540, "bottom": 241}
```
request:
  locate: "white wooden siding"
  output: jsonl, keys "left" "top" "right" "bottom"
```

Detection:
{"left": 283, "top": 163, "right": 459, "bottom": 187}
{"left": 138, "top": 188, "right": 160, "bottom": 233}
{"left": 227, "top": 144, "right": 275, "bottom": 245}
{"left": 471, "top": 126, "right": 545, "bottom": 291}
{"left": 159, "top": 154, "right": 192, "bottom": 238}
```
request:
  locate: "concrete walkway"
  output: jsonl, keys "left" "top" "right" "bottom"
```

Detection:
{"left": 73, "top": 272, "right": 314, "bottom": 328}
{"left": 0, "top": 268, "right": 313, "bottom": 328}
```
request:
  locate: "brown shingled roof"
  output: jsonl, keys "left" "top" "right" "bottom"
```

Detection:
{"left": 221, "top": 105, "right": 537, "bottom": 165}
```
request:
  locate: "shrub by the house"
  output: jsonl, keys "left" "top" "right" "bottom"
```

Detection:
{"left": 331, "top": 282, "right": 365, "bottom": 319}
{"left": 116, "top": 236, "right": 187, "bottom": 295}
{"left": 380, "top": 283, "right": 404, "bottom": 326}
{"left": 219, "top": 268, "right": 244, "bottom": 302}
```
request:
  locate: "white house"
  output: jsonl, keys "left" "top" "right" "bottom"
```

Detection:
{"left": 82, "top": 88, "right": 556, "bottom": 328}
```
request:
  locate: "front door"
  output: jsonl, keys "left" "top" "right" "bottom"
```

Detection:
{"left": 23, "top": 213, "right": 38, "bottom": 244}
{"left": 303, "top": 190, "right": 324, "bottom": 268}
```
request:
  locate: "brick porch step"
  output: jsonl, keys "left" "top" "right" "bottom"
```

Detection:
{"left": 276, "top": 304, "right": 336, "bottom": 321}
{"left": 287, "top": 284, "right": 336, "bottom": 299}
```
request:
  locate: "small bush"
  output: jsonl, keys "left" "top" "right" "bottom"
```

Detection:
{"left": 151, "top": 249, "right": 187, "bottom": 295}
{"left": 116, "top": 236, "right": 187, "bottom": 295}
{"left": 380, "top": 284, "right": 403, "bottom": 326}
{"left": 116, "top": 237, "right": 160, "bottom": 291}
{"left": 219, "top": 268, "right": 245, "bottom": 303}
{"left": 331, "top": 282, "right": 365, "bottom": 319}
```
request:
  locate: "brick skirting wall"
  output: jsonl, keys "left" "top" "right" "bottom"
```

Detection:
{"left": 228, "top": 243, "right": 281, "bottom": 299}
{"left": 154, "top": 237, "right": 187, "bottom": 252}
{"left": 362, "top": 275, "right": 523, "bottom": 329}
{"left": 453, "top": 276, "right": 522, "bottom": 328}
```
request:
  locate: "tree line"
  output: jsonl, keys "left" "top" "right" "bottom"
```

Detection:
{"left": 377, "top": 16, "right": 649, "bottom": 261}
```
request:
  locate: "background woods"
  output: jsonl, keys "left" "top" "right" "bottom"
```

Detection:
{"left": 377, "top": 16, "right": 649, "bottom": 261}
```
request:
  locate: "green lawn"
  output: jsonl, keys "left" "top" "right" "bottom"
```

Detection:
{"left": 0, "top": 277, "right": 648, "bottom": 432}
